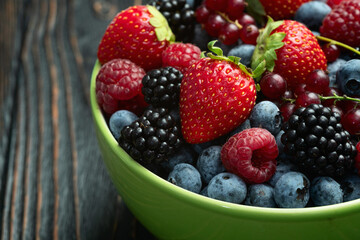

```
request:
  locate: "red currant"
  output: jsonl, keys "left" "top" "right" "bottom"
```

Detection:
{"left": 195, "top": 5, "right": 211, "bottom": 24}
{"left": 219, "top": 23, "right": 241, "bottom": 45}
{"left": 294, "top": 83, "right": 307, "bottom": 97}
{"left": 339, "top": 100, "right": 360, "bottom": 114}
{"left": 282, "top": 90, "right": 294, "bottom": 100}
{"left": 226, "top": 0, "right": 246, "bottom": 20}
{"left": 280, "top": 102, "right": 296, "bottom": 122}
{"left": 305, "top": 69, "right": 330, "bottom": 94}
{"left": 295, "top": 91, "right": 321, "bottom": 108}
{"left": 322, "top": 44, "right": 340, "bottom": 63}
{"left": 236, "top": 13, "right": 256, "bottom": 27}
{"left": 329, "top": 105, "right": 344, "bottom": 117}
{"left": 260, "top": 73, "right": 287, "bottom": 100}
{"left": 204, "top": 14, "right": 226, "bottom": 37}
{"left": 240, "top": 24, "right": 259, "bottom": 45}
{"left": 341, "top": 108, "right": 360, "bottom": 135}
{"left": 205, "top": 0, "right": 228, "bottom": 12}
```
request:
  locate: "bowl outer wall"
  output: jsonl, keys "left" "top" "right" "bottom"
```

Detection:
{"left": 90, "top": 61, "right": 360, "bottom": 240}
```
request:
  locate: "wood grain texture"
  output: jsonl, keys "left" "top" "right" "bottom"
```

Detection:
{"left": 0, "top": 0, "right": 155, "bottom": 239}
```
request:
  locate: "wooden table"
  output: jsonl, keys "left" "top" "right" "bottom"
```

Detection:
{"left": 0, "top": 0, "right": 156, "bottom": 239}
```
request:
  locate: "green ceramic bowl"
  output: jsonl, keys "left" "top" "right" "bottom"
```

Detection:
{"left": 90, "top": 61, "right": 360, "bottom": 240}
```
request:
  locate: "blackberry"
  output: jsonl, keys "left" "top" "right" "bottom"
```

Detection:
{"left": 118, "top": 107, "right": 182, "bottom": 165}
{"left": 142, "top": 67, "right": 183, "bottom": 108}
{"left": 149, "top": 0, "right": 195, "bottom": 42}
{"left": 281, "top": 104, "right": 358, "bottom": 179}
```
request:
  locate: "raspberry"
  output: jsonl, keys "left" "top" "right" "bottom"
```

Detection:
{"left": 96, "top": 59, "right": 146, "bottom": 115}
{"left": 221, "top": 128, "right": 278, "bottom": 184}
{"left": 320, "top": 0, "right": 360, "bottom": 47}
{"left": 162, "top": 43, "right": 201, "bottom": 74}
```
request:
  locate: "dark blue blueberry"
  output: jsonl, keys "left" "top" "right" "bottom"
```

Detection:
{"left": 228, "top": 119, "right": 251, "bottom": 137}
{"left": 207, "top": 172, "right": 247, "bottom": 204}
{"left": 196, "top": 146, "right": 226, "bottom": 184}
{"left": 294, "top": 1, "right": 331, "bottom": 31}
{"left": 249, "top": 100, "right": 283, "bottom": 135}
{"left": 109, "top": 110, "right": 138, "bottom": 140}
{"left": 336, "top": 59, "right": 360, "bottom": 97}
{"left": 191, "top": 24, "right": 212, "bottom": 51}
{"left": 191, "top": 135, "right": 228, "bottom": 154}
{"left": 245, "top": 184, "right": 276, "bottom": 208}
{"left": 268, "top": 161, "right": 298, "bottom": 187}
{"left": 310, "top": 176, "right": 343, "bottom": 206}
{"left": 274, "top": 171, "right": 310, "bottom": 208}
{"left": 167, "top": 163, "right": 202, "bottom": 193}
{"left": 341, "top": 174, "right": 360, "bottom": 202}
{"left": 161, "top": 145, "right": 196, "bottom": 172}
{"left": 328, "top": 58, "right": 346, "bottom": 87}
{"left": 200, "top": 186, "right": 208, "bottom": 197}
{"left": 275, "top": 130, "right": 285, "bottom": 155}
{"left": 228, "top": 44, "right": 256, "bottom": 67}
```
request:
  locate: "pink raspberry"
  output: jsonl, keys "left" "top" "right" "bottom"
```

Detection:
{"left": 162, "top": 43, "right": 201, "bottom": 74}
{"left": 221, "top": 128, "right": 278, "bottom": 184}
{"left": 96, "top": 58, "right": 146, "bottom": 115}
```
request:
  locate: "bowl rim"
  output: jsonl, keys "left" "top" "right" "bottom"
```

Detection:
{"left": 90, "top": 60, "right": 360, "bottom": 221}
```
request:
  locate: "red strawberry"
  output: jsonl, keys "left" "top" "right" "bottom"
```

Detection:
{"left": 252, "top": 18, "right": 327, "bottom": 90}
{"left": 259, "top": 0, "right": 311, "bottom": 20}
{"left": 221, "top": 128, "right": 278, "bottom": 184}
{"left": 97, "top": 5, "right": 175, "bottom": 71}
{"left": 162, "top": 43, "right": 201, "bottom": 74}
{"left": 320, "top": 0, "right": 360, "bottom": 47}
{"left": 96, "top": 58, "right": 147, "bottom": 115}
{"left": 179, "top": 41, "right": 257, "bottom": 144}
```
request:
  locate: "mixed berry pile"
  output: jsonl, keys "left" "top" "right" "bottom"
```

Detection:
{"left": 96, "top": 0, "right": 360, "bottom": 208}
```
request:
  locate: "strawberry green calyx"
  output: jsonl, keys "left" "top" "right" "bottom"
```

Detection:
{"left": 201, "top": 40, "right": 254, "bottom": 77}
{"left": 147, "top": 5, "right": 175, "bottom": 42}
{"left": 251, "top": 17, "right": 285, "bottom": 78}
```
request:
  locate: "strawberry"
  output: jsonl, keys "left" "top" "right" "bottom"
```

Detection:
{"left": 251, "top": 18, "right": 327, "bottom": 90}
{"left": 320, "top": 0, "right": 360, "bottom": 47}
{"left": 258, "top": 0, "right": 311, "bottom": 20}
{"left": 97, "top": 5, "right": 175, "bottom": 71}
{"left": 179, "top": 41, "right": 257, "bottom": 144}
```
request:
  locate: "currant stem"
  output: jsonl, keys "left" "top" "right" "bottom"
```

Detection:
{"left": 216, "top": 11, "right": 243, "bottom": 29}
{"left": 316, "top": 35, "right": 360, "bottom": 56}
{"left": 319, "top": 93, "right": 360, "bottom": 104}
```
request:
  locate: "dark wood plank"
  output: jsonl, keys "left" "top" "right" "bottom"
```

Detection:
{"left": 0, "top": 0, "right": 156, "bottom": 239}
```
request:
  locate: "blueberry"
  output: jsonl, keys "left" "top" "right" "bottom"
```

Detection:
{"left": 336, "top": 59, "right": 360, "bottom": 97}
{"left": 109, "top": 110, "right": 138, "bottom": 140}
{"left": 167, "top": 163, "right": 202, "bottom": 193}
{"left": 207, "top": 172, "right": 247, "bottom": 204}
{"left": 196, "top": 146, "right": 226, "bottom": 184}
{"left": 228, "top": 119, "right": 251, "bottom": 137}
{"left": 328, "top": 58, "right": 346, "bottom": 87}
{"left": 249, "top": 100, "right": 283, "bottom": 135}
{"left": 200, "top": 186, "right": 208, "bottom": 197}
{"left": 310, "top": 176, "right": 343, "bottom": 206}
{"left": 191, "top": 135, "right": 228, "bottom": 154}
{"left": 341, "top": 174, "right": 360, "bottom": 202}
{"left": 294, "top": 1, "right": 331, "bottom": 31}
{"left": 268, "top": 161, "right": 298, "bottom": 187}
{"left": 161, "top": 145, "right": 196, "bottom": 172}
{"left": 228, "top": 44, "right": 256, "bottom": 67}
{"left": 274, "top": 171, "right": 310, "bottom": 208}
{"left": 191, "top": 24, "right": 212, "bottom": 51}
{"left": 245, "top": 184, "right": 276, "bottom": 208}
{"left": 275, "top": 130, "right": 285, "bottom": 155}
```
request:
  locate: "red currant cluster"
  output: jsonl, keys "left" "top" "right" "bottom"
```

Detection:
{"left": 195, "top": 0, "right": 259, "bottom": 45}
{"left": 259, "top": 70, "right": 360, "bottom": 136}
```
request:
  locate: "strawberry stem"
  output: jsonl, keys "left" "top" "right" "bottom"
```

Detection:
{"left": 316, "top": 35, "right": 360, "bottom": 56}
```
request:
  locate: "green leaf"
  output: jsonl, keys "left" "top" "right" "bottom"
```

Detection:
{"left": 147, "top": 5, "right": 175, "bottom": 42}
{"left": 252, "top": 59, "right": 266, "bottom": 80}
{"left": 207, "top": 40, "right": 223, "bottom": 56}
{"left": 245, "top": 0, "right": 266, "bottom": 25}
